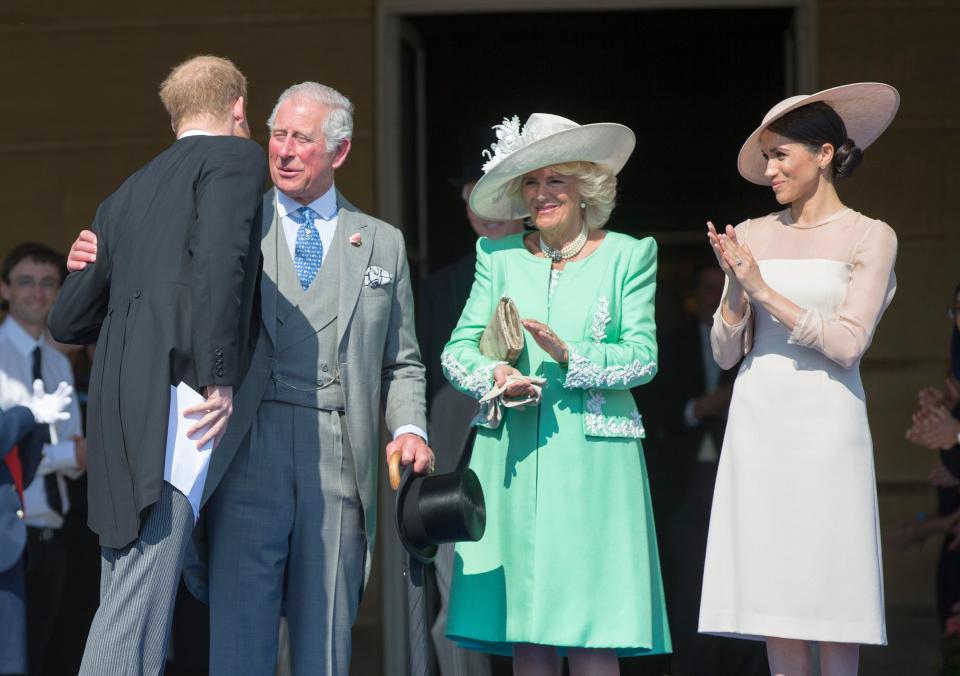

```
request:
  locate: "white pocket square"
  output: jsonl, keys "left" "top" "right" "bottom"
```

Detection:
{"left": 363, "top": 265, "right": 393, "bottom": 288}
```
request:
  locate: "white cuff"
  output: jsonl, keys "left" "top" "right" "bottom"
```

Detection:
{"left": 393, "top": 424, "right": 428, "bottom": 444}
{"left": 38, "top": 441, "right": 79, "bottom": 474}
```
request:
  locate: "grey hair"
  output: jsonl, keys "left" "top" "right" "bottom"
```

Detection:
{"left": 267, "top": 82, "right": 354, "bottom": 153}
{"left": 502, "top": 161, "right": 617, "bottom": 229}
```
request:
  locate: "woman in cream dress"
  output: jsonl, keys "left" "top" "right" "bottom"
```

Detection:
{"left": 698, "top": 83, "right": 900, "bottom": 676}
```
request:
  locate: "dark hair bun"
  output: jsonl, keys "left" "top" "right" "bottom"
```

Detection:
{"left": 833, "top": 138, "right": 862, "bottom": 179}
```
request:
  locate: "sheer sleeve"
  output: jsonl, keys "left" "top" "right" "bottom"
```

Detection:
{"left": 711, "top": 276, "right": 753, "bottom": 370}
{"left": 710, "top": 219, "right": 753, "bottom": 369}
{"left": 787, "top": 219, "right": 897, "bottom": 369}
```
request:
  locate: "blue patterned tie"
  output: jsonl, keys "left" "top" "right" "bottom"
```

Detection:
{"left": 291, "top": 206, "right": 323, "bottom": 290}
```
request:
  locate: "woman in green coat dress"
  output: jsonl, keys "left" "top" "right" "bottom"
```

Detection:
{"left": 441, "top": 113, "right": 671, "bottom": 676}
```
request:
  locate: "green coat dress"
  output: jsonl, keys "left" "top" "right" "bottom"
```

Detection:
{"left": 441, "top": 230, "right": 671, "bottom": 656}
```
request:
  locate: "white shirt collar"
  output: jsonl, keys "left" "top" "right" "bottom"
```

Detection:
{"left": 0, "top": 317, "right": 44, "bottom": 356}
{"left": 277, "top": 184, "right": 338, "bottom": 222}
{"left": 177, "top": 129, "right": 215, "bottom": 140}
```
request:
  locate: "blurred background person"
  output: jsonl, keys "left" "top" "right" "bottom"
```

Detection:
{"left": 891, "top": 283, "right": 960, "bottom": 634}
{"left": 1, "top": 387, "right": 75, "bottom": 676}
{"left": 0, "top": 242, "right": 86, "bottom": 676}
{"left": 636, "top": 264, "right": 767, "bottom": 676}
{"left": 416, "top": 162, "right": 523, "bottom": 676}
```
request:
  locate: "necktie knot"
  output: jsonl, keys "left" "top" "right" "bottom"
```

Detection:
{"left": 291, "top": 206, "right": 320, "bottom": 227}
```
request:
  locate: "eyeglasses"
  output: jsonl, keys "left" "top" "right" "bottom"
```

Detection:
{"left": 9, "top": 276, "right": 59, "bottom": 292}
{"left": 948, "top": 305, "right": 960, "bottom": 320}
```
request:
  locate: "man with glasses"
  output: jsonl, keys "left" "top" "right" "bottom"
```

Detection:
{"left": 0, "top": 242, "right": 85, "bottom": 674}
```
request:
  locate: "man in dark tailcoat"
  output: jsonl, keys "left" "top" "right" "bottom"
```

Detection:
{"left": 47, "top": 55, "right": 267, "bottom": 675}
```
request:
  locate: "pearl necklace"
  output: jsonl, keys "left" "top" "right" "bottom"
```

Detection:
{"left": 540, "top": 226, "right": 587, "bottom": 263}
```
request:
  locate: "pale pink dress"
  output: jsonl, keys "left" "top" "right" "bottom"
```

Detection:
{"left": 698, "top": 207, "right": 897, "bottom": 645}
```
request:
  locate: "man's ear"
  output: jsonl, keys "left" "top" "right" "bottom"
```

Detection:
{"left": 331, "top": 138, "right": 352, "bottom": 170}
{"left": 233, "top": 96, "right": 246, "bottom": 123}
{"left": 0, "top": 281, "right": 11, "bottom": 304}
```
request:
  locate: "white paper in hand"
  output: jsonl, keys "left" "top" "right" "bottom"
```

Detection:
{"left": 163, "top": 383, "right": 213, "bottom": 522}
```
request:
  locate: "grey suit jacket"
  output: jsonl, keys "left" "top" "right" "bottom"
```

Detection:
{"left": 200, "top": 188, "right": 427, "bottom": 583}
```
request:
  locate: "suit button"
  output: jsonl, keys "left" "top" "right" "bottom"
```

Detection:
{"left": 134, "top": 290, "right": 141, "bottom": 299}
{"left": 321, "top": 364, "right": 329, "bottom": 372}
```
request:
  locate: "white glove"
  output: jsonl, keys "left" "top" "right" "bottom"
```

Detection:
{"left": 27, "top": 380, "right": 73, "bottom": 424}
{"left": 477, "top": 375, "right": 547, "bottom": 429}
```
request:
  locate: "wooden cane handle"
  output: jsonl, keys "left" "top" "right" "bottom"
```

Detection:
{"left": 388, "top": 451, "right": 402, "bottom": 490}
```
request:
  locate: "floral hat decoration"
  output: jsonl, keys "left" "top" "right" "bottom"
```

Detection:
{"left": 468, "top": 113, "right": 636, "bottom": 221}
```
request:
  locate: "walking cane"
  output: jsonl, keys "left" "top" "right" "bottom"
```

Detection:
{"left": 390, "top": 452, "right": 486, "bottom": 676}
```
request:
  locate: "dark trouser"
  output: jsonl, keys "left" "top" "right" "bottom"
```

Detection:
{"left": 0, "top": 554, "right": 26, "bottom": 675}
{"left": 667, "top": 462, "right": 768, "bottom": 676}
{"left": 25, "top": 527, "right": 67, "bottom": 675}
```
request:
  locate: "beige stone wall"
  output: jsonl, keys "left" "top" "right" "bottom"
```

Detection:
{"left": 0, "top": 1, "right": 377, "bottom": 260}
{"left": 819, "top": 0, "right": 960, "bottom": 609}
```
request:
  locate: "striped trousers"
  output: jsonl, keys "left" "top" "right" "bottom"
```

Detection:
{"left": 79, "top": 482, "right": 194, "bottom": 676}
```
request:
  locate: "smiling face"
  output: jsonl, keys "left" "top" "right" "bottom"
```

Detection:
{"left": 521, "top": 167, "right": 582, "bottom": 234}
{"left": 759, "top": 129, "right": 830, "bottom": 205}
{"left": 268, "top": 97, "right": 350, "bottom": 205}
{"left": 1, "top": 258, "right": 61, "bottom": 335}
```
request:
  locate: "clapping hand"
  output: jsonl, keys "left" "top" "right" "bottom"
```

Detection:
{"left": 907, "top": 404, "right": 960, "bottom": 450}
{"left": 929, "top": 462, "right": 960, "bottom": 489}
{"left": 706, "top": 222, "right": 766, "bottom": 299}
{"left": 521, "top": 319, "right": 568, "bottom": 365}
{"left": 27, "top": 380, "right": 73, "bottom": 424}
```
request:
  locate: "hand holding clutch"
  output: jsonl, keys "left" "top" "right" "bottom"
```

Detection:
{"left": 477, "top": 375, "right": 547, "bottom": 429}
{"left": 479, "top": 297, "right": 524, "bottom": 364}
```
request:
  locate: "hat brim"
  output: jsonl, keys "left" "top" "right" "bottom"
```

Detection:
{"left": 737, "top": 82, "right": 900, "bottom": 185}
{"left": 395, "top": 467, "right": 439, "bottom": 564}
{"left": 469, "top": 123, "right": 636, "bottom": 221}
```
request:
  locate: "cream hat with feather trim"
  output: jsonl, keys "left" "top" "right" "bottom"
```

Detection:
{"left": 468, "top": 113, "right": 635, "bottom": 221}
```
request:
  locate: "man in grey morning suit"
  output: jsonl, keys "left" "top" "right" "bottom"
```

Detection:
{"left": 49, "top": 56, "right": 267, "bottom": 675}
{"left": 201, "top": 81, "right": 434, "bottom": 675}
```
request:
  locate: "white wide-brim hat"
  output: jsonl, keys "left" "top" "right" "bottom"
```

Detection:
{"left": 468, "top": 113, "right": 636, "bottom": 221}
{"left": 738, "top": 82, "right": 900, "bottom": 185}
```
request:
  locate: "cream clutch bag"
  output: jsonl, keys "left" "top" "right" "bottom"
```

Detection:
{"left": 479, "top": 297, "right": 524, "bottom": 365}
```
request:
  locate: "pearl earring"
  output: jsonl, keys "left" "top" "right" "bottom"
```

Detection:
{"left": 580, "top": 202, "right": 586, "bottom": 209}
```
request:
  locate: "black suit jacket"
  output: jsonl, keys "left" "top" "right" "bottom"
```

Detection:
{"left": 634, "top": 318, "right": 739, "bottom": 520}
{"left": 48, "top": 135, "right": 267, "bottom": 548}
{"left": 416, "top": 251, "right": 477, "bottom": 473}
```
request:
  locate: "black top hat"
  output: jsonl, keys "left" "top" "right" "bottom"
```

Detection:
{"left": 395, "top": 465, "right": 486, "bottom": 564}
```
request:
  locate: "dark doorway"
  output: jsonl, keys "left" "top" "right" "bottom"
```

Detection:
{"left": 410, "top": 8, "right": 791, "bottom": 317}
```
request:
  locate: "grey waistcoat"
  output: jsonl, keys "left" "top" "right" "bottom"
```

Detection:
{"left": 263, "top": 221, "right": 345, "bottom": 410}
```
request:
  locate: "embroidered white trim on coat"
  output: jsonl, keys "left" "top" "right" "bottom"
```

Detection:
{"left": 441, "top": 351, "right": 500, "bottom": 399}
{"left": 583, "top": 389, "right": 645, "bottom": 437}
{"left": 564, "top": 350, "right": 657, "bottom": 389}
{"left": 591, "top": 296, "right": 610, "bottom": 344}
